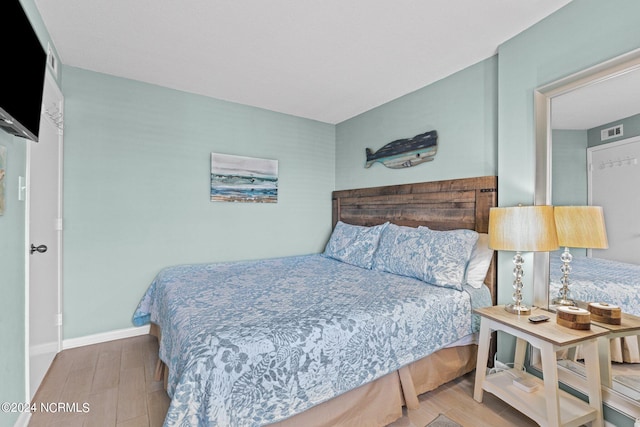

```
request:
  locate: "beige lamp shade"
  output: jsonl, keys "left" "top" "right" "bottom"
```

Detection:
{"left": 489, "top": 205, "right": 559, "bottom": 252}
{"left": 554, "top": 206, "right": 608, "bottom": 249}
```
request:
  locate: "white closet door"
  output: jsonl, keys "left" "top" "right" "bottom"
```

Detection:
{"left": 588, "top": 136, "right": 640, "bottom": 264}
{"left": 28, "top": 70, "right": 63, "bottom": 399}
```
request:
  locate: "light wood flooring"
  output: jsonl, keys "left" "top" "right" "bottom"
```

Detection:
{"left": 29, "top": 335, "right": 169, "bottom": 427}
{"left": 29, "top": 335, "right": 537, "bottom": 427}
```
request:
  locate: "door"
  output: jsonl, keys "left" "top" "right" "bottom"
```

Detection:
{"left": 588, "top": 136, "right": 640, "bottom": 264}
{"left": 27, "top": 70, "right": 63, "bottom": 398}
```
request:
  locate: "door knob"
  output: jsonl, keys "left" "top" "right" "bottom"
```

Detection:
{"left": 30, "top": 244, "right": 48, "bottom": 254}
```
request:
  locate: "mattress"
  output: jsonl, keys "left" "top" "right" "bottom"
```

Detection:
{"left": 133, "top": 254, "right": 491, "bottom": 426}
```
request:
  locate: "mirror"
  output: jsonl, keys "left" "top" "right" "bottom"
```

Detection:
{"left": 533, "top": 48, "right": 640, "bottom": 418}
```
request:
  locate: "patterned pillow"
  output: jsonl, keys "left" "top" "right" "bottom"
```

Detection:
{"left": 419, "top": 227, "right": 492, "bottom": 289}
{"left": 374, "top": 224, "right": 479, "bottom": 290}
{"left": 421, "top": 229, "right": 479, "bottom": 290}
{"left": 372, "top": 224, "right": 432, "bottom": 279}
{"left": 323, "top": 221, "right": 389, "bottom": 269}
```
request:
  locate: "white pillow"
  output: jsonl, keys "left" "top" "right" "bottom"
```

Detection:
{"left": 465, "top": 233, "right": 494, "bottom": 288}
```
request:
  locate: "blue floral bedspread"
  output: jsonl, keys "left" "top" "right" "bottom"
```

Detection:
{"left": 132, "top": 254, "right": 491, "bottom": 426}
{"left": 550, "top": 256, "right": 640, "bottom": 315}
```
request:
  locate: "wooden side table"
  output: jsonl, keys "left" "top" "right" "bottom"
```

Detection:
{"left": 474, "top": 305, "right": 609, "bottom": 427}
{"left": 592, "top": 312, "right": 640, "bottom": 388}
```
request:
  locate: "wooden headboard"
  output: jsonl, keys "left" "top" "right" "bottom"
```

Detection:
{"left": 332, "top": 176, "right": 498, "bottom": 304}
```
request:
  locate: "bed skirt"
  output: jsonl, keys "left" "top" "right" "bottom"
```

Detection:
{"left": 612, "top": 337, "right": 640, "bottom": 363}
{"left": 150, "top": 324, "right": 478, "bottom": 426}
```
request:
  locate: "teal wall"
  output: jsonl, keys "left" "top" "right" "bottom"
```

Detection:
{"left": 497, "top": 0, "right": 640, "bottom": 312}
{"left": 61, "top": 67, "right": 335, "bottom": 339}
{"left": 551, "top": 130, "right": 588, "bottom": 258}
{"left": 335, "top": 56, "right": 497, "bottom": 190}
{"left": 498, "top": 2, "right": 640, "bottom": 425}
{"left": 588, "top": 113, "right": 640, "bottom": 147}
{"left": 0, "top": 133, "right": 26, "bottom": 427}
{"left": 551, "top": 129, "right": 588, "bottom": 206}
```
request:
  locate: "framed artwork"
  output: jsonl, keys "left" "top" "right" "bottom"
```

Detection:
{"left": 0, "top": 145, "right": 6, "bottom": 215}
{"left": 210, "top": 153, "right": 278, "bottom": 203}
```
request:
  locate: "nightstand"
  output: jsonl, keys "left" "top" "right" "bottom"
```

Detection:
{"left": 592, "top": 312, "right": 640, "bottom": 388}
{"left": 473, "top": 305, "right": 608, "bottom": 427}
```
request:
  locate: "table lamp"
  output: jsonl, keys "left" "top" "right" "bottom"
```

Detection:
{"left": 489, "top": 205, "right": 559, "bottom": 314}
{"left": 552, "top": 206, "right": 608, "bottom": 306}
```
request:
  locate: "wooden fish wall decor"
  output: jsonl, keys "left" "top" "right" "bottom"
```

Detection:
{"left": 365, "top": 130, "right": 438, "bottom": 169}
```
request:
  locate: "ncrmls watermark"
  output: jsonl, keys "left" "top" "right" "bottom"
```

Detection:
{"left": 1, "top": 401, "right": 90, "bottom": 414}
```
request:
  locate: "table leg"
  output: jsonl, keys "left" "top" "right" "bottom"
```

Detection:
{"left": 598, "top": 336, "right": 612, "bottom": 388}
{"left": 514, "top": 337, "right": 527, "bottom": 371}
{"left": 473, "top": 319, "right": 492, "bottom": 402}
{"left": 540, "top": 342, "right": 561, "bottom": 427}
{"left": 582, "top": 339, "right": 604, "bottom": 427}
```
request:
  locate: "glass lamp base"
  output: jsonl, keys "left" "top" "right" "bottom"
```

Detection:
{"left": 504, "top": 303, "right": 531, "bottom": 315}
{"left": 552, "top": 297, "right": 575, "bottom": 306}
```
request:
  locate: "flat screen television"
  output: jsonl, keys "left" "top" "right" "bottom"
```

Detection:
{"left": 0, "top": 0, "right": 47, "bottom": 142}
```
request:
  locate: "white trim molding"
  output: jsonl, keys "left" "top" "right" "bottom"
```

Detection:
{"left": 29, "top": 342, "right": 59, "bottom": 357}
{"left": 62, "top": 325, "right": 150, "bottom": 350}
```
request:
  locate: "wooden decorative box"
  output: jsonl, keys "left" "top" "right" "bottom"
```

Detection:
{"left": 588, "top": 302, "right": 622, "bottom": 325}
{"left": 556, "top": 306, "right": 591, "bottom": 330}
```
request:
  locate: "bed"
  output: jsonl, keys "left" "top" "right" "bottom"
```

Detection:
{"left": 132, "top": 176, "right": 498, "bottom": 426}
{"left": 550, "top": 255, "right": 640, "bottom": 362}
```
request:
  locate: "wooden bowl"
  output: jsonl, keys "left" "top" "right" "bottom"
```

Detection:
{"left": 556, "top": 306, "right": 591, "bottom": 330}
{"left": 588, "top": 302, "right": 622, "bottom": 325}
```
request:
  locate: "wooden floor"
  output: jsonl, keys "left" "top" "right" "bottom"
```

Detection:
{"left": 29, "top": 335, "right": 537, "bottom": 427}
{"left": 29, "top": 335, "right": 169, "bottom": 427}
{"left": 387, "top": 373, "right": 537, "bottom": 427}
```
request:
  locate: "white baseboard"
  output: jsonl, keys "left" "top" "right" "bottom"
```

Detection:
{"left": 62, "top": 325, "right": 150, "bottom": 350}
{"left": 29, "top": 342, "right": 59, "bottom": 357}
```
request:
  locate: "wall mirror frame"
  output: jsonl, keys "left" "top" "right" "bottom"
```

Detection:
{"left": 533, "top": 47, "right": 640, "bottom": 419}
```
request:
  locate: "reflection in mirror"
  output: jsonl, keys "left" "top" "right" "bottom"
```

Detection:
{"left": 533, "top": 49, "right": 640, "bottom": 418}
{"left": 548, "top": 66, "right": 640, "bottom": 308}
{"left": 551, "top": 205, "right": 608, "bottom": 306}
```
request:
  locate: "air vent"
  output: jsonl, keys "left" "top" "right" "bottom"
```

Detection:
{"left": 601, "top": 124, "right": 623, "bottom": 141}
{"left": 47, "top": 43, "right": 58, "bottom": 77}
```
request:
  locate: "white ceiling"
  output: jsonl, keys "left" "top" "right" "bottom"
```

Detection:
{"left": 36, "top": 0, "right": 573, "bottom": 124}
{"left": 551, "top": 66, "right": 640, "bottom": 130}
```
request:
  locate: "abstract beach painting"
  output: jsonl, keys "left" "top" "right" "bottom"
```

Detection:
{"left": 211, "top": 153, "right": 278, "bottom": 203}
